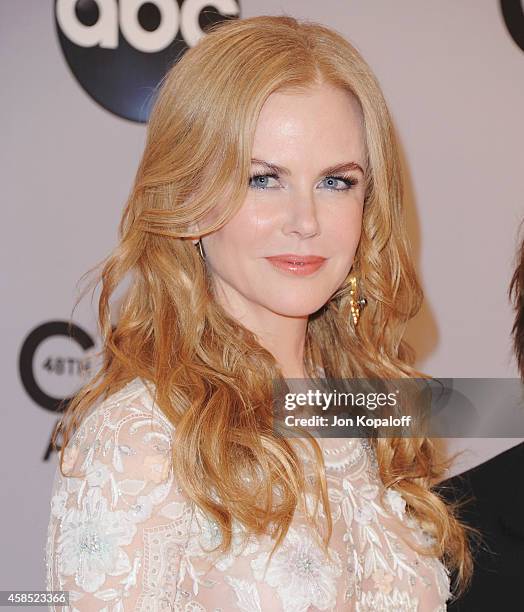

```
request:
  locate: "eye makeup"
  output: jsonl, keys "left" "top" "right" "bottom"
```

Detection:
{"left": 248, "top": 172, "right": 359, "bottom": 191}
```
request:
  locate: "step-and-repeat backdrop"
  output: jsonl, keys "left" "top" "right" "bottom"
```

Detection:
{"left": 2, "top": 0, "right": 524, "bottom": 593}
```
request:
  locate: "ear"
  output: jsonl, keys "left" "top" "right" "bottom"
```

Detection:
{"left": 187, "top": 222, "right": 200, "bottom": 245}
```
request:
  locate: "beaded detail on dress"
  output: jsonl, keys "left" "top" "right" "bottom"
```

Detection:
{"left": 45, "top": 377, "right": 451, "bottom": 611}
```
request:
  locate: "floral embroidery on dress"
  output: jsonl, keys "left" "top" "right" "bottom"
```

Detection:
{"left": 251, "top": 523, "right": 343, "bottom": 611}
{"left": 45, "top": 377, "right": 451, "bottom": 611}
{"left": 57, "top": 486, "right": 137, "bottom": 593}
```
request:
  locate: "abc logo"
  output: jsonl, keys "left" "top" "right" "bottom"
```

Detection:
{"left": 55, "top": 0, "right": 240, "bottom": 122}
{"left": 500, "top": 0, "right": 524, "bottom": 54}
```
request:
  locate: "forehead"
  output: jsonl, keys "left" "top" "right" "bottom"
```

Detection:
{"left": 253, "top": 85, "right": 365, "bottom": 161}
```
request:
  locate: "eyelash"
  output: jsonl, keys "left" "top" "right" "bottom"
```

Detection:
{"left": 248, "top": 172, "right": 359, "bottom": 192}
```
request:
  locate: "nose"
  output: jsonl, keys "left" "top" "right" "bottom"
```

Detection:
{"left": 281, "top": 190, "right": 321, "bottom": 239}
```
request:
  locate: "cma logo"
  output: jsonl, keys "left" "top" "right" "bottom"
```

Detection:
{"left": 55, "top": 0, "right": 240, "bottom": 122}
{"left": 19, "top": 320, "right": 99, "bottom": 461}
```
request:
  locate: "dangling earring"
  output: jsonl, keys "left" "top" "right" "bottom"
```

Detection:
{"left": 349, "top": 275, "right": 367, "bottom": 327}
{"left": 195, "top": 238, "right": 206, "bottom": 260}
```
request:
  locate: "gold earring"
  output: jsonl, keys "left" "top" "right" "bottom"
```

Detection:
{"left": 195, "top": 239, "right": 205, "bottom": 260}
{"left": 349, "top": 275, "right": 367, "bottom": 327}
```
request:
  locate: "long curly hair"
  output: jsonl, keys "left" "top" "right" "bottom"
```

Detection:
{"left": 54, "top": 14, "right": 473, "bottom": 598}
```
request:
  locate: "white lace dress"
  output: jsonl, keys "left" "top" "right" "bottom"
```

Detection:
{"left": 45, "top": 377, "right": 451, "bottom": 611}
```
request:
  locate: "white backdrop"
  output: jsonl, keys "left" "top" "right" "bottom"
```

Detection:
{"left": 2, "top": 0, "right": 524, "bottom": 594}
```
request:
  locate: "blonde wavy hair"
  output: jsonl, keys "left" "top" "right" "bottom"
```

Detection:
{"left": 54, "top": 14, "right": 473, "bottom": 598}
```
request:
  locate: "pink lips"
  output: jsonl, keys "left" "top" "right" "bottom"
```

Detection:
{"left": 265, "top": 254, "right": 327, "bottom": 276}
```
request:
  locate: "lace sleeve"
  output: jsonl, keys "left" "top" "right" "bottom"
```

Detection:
{"left": 45, "top": 379, "right": 194, "bottom": 611}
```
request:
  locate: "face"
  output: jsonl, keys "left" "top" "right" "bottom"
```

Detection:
{"left": 196, "top": 84, "right": 366, "bottom": 322}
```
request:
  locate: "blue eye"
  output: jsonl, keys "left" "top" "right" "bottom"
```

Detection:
{"left": 322, "top": 175, "right": 359, "bottom": 191}
{"left": 248, "top": 173, "right": 359, "bottom": 191}
{"left": 249, "top": 173, "right": 279, "bottom": 190}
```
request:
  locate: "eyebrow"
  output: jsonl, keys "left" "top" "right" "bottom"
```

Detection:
{"left": 250, "top": 158, "right": 365, "bottom": 177}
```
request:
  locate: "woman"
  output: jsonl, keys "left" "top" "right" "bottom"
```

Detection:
{"left": 45, "top": 15, "right": 472, "bottom": 611}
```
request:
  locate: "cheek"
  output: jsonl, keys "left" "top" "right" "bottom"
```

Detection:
{"left": 207, "top": 214, "right": 264, "bottom": 262}
{"left": 217, "top": 207, "right": 273, "bottom": 254}
{"left": 329, "top": 207, "right": 363, "bottom": 255}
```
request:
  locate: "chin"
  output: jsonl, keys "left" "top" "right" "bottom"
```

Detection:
{"left": 264, "top": 297, "right": 329, "bottom": 318}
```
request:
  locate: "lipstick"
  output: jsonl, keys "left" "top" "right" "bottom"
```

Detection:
{"left": 265, "top": 254, "right": 327, "bottom": 276}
